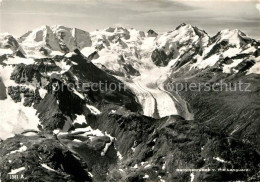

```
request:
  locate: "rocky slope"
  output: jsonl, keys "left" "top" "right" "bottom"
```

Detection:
{"left": 0, "top": 24, "right": 259, "bottom": 182}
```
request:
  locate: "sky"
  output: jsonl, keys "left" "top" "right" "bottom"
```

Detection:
{"left": 0, "top": 0, "right": 259, "bottom": 39}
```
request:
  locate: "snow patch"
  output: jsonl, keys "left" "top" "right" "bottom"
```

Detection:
{"left": 144, "top": 164, "right": 151, "bottom": 168}
{"left": 58, "top": 127, "right": 105, "bottom": 141}
{"left": 73, "top": 139, "right": 82, "bottom": 143}
{"left": 162, "top": 161, "right": 166, "bottom": 170}
{"left": 8, "top": 145, "right": 27, "bottom": 155}
{"left": 117, "top": 151, "right": 123, "bottom": 160}
{"left": 111, "top": 110, "right": 116, "bottom": 114}
{"left": 81, "top": 47, "right": 96, "bottom": 57}
{"left": 38, "top": 88, "right": 47, "bottom": 99}
{"left": 0, "top": 97, "right": 39, "bottom": 140}
{"left": 72, "top": 89, "right": 84, "bottom": 99}
{"left": 8, "top": 167, "right": 25, "bottom": 174}
{"left": 88, "top": 172, "right": 94, "bottom": 178}
{"left": 144, "top": 174, "right": 149, "bottom": 179}
{"left": 101, "top": 132, "right": 114, "bottom": 156}
{"left": 193, "top": 54, "right": 220, "bottom": 69}
{"left": 53, "top": 129, "right": 60, "bottom": 135}
{"left": 86, "top": 104, "right": 101, "bottom": 115}
{"left": 213, "top": 157, "right": 229, "bottom": 163}
{"left": 132, "top": 164, "right": 138, "bottom": 169}
{"left": 41, "top": 164, "right": 56, "bottom": 172}
{"left": 190, "top": 173, "right": 195, "bottom": 182}
{"left": 74, "top": 115, "right": 87, "bottom": 125}
{"left": 0, "top": 48, "right": 13, "bottom": 55}
{"left": 22, "top": 131, "right": 37, "bottom": 136}
{"left": 55, "top": 59, "right": 71, "bottom": 74}
{"left": 4, "top": 57, "right": 35, "bottom": 65}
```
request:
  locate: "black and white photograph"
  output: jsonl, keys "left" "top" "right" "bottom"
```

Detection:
{"left": 0, "top": 0, "right": 259, "bottom": 181}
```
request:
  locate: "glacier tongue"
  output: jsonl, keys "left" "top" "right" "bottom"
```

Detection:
{"left": 121, "top": 65, "right": 193, "bottom": 119}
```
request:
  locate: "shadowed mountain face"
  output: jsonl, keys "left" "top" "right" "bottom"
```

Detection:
{"left": 0, "top": 78, "right": 7, "bottom": 100}
{"left": 0, "top": 24, "right": 259, "bottom": 182}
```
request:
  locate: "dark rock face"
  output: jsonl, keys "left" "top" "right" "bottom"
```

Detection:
{"left": 56, "top": 32, "right": 70, "bottom": 53}
{"left": 0, "top": 54, "right": 8, "bottom": 64}
{"left": 9, "top": 49, "right": 141, "bottom": 133}
{"left": 85, "top": 106, "right": 259, "bottom": 181}
{"left": 0, "top": 134, "right": 92, "bottom": 182}
{"left": 167, "top": 65, "right": 260, "bottom": 181}
{"left": 123, "top": 63, "right": 140, "bottom": 76}
{"left": 58, "top": 133, "right": 117, "bottom": 181}
{"left": 0, "top": 78, "right": 7, "bottom": 100}
{"left": 235, "top": 59, "right": 255, "bottom": 73}
{"left": 10, "top": 64, "right": 44, "bottom": 84}
{"left": 15, "top": 50, "right": 26, "bottom": 58}
{"left": 87, "top": 51, "right": 99, "bottom": 61}
{"left": 7, "top": 86, "right": 41, "bottom": 106}
{"left": 67, "top": 50, "right": 142, "bottom": 112}
{"left": 35, "top": 93, "right": 68, "bottom": 130}
{"left": 174, "top": 46, "right": 202, "bottom": 69}
{"left": 39, "top": 47, "right": 49, "bottom": 56}
{"left": 147, "top": 29, "right": 158, "bottom": 37}
{"left": 48, "top": 79, "right": 85, "bottom": 116}
{"left": 0, "top": 34, "right": 21, "bottom": 52}
{"left": 35, "top": 77, "right": 89, "bottom": 131}
{"left": 151, "top": 49, "right": 172, "bottom": 66}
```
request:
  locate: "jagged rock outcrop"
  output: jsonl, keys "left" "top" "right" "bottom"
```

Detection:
{"left": 0, "top": 78, "right": 7, "bottom": 100}
{"left": 151, "top": 48, "right": 173, "bottom": 66}
{"left": 0, "top": 134, "right": 92, "bottom": 182}
{"left": 0, "top": 33, "right": 23, "bottom": 52}
{"left": 147, "top": 29, "right": 158, "bottom": 37}
{"left": 7, "top": 86, "right": 41, "bottom": 106}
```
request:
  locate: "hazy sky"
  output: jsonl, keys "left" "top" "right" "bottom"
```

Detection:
{"left": 0, "top": 0, "right": 259, "bottom": 39}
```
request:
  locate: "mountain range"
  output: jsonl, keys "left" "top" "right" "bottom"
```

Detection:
{"left": 0, "top": 23, "right": 259, "bottom": 182}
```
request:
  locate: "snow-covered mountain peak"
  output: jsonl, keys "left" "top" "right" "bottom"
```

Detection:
{"left": 156, "top": 23, "right": 209, "bottom": 50}
{"left": 0, "top": 33, "right": 25, "bottom": 56}
{"left": 175, "top": 23, "right": 193, "bottom": 30}
{"left": 91, "top": 26, "right": 144, "bottom": 42}
{"left": 0, "top": 32, "right": 13, "bottom": 38}
{"left": 51, "top": 25, "right": 92, "bottom": 49}
{"left": 176, "top": 23, "right": 208, "bottom": 36}
{"left": 212, "top": 29, "right": 249, "bottom": 47}
{"left": 0, "top": 33, "right": 21, "bottom": 51}
{"left": 219, "top": 28, "right": 245, "bottom": 37}
{"left": 191, "top": 28, "right": 260, "bottom": 71}
{"left": 0, "top": 24, "right": 258, "bottom": 76}
{"left": 150, "top": 23, "right": 210, "bottom": 67}
{"left": 18, "top": 25, "right": 92, "bottom": 57}
{"left": 19, "top": 25, "right": 62, "bottom": 54}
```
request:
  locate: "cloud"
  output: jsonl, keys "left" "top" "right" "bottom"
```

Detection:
{"left": 257, "top": 0, "right": 260, "bottom": 12}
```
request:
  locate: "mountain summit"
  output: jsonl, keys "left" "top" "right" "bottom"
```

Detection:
{"left": 18, "top": 25, "right": 92, "bottom": 56}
